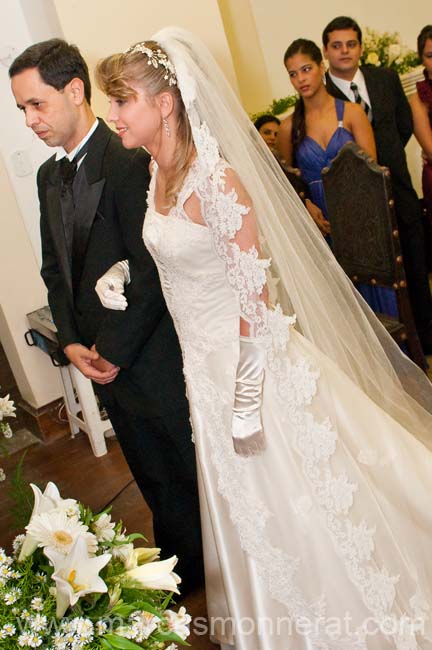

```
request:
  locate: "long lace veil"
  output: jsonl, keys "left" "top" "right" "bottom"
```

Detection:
{"left": 153, "top": 26, "right": 432, "bottom": 444}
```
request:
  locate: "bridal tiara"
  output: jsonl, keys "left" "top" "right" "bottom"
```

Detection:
{"left": 124, "top": 42, "right": 177, "bottom": 86}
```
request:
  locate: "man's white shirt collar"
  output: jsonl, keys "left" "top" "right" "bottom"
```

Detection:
{"left": 328, "top": 69, "right": 371, "bottom": 107}
{"left": 55, "top": 118, "right": 99, "bottom": 164}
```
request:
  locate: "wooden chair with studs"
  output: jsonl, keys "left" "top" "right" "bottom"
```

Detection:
{"left": 322, "top": 141, "right": 427, "bottom": 371}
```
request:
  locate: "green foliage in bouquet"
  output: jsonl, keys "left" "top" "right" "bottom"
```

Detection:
{"left": 0, "top": 482, "right": 191, "bottom": 649}
{"left": 360, "top": 28, "right": 419, "bottom": 74}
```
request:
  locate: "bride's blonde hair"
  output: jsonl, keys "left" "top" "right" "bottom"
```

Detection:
{"left": 96, "top": 41, "right": 194, "bottom": 207}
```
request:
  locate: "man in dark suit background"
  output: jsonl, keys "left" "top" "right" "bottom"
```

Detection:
{"left": 323, "top": 16, "right": 432, "bottom": 354}
{"left": 9, "top": 39, "right": 203, "bottom": 593}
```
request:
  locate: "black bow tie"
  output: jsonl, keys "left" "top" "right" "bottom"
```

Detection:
{"left": 59, "top": 157, "right": 78, "bottom": 184}
{"left": 58, "top": 143, "right": 89, "bottom": 184}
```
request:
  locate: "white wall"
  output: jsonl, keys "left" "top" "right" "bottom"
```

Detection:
{"left": 53, "top": 0, "right": 237, "bottom": 123}
{"left": 0, "top": 0, "right": 64, "bottom": 408}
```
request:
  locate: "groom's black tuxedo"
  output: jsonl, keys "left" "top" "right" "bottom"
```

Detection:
{"left": 325, "top": 68, "right": 432, "bottom": 339}
{"left": 37, "top": 120, "right": 203, "bottom": 590}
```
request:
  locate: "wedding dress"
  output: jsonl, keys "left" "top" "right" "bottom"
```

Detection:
{"left": 96, "top": 26, "right": 432, "bottom": 649}
{"left": 143, "top": 156, "right": 432, "bottom": 650}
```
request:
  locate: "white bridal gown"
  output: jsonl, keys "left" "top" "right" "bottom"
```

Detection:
{"left": 143, "top": 158, "right": 432, "bottom": 650}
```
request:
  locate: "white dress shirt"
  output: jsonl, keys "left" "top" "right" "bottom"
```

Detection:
{"left": 328, "top": 69, "right": 372, "bottom": 109}
{"left": 55, "top": 118, "right": 99, "bottom": 168}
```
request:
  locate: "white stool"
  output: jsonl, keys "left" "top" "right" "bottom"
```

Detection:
{"left": 59, "top": 364, "right": 111, "bottom": 457}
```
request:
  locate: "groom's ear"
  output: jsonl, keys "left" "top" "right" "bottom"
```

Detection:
{"left": 157, "top": 90, "right": 175, "bottom": 118}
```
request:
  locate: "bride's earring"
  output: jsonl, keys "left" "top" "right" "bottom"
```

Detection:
{"left": 163, "top": 117, "right": 171, "bottom": 138}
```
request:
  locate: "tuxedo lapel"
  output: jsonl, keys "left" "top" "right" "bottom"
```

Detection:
{"left": 72, "top": 169, "right": 105, "bottom": 264}
{"left": 325, "top": 72, "right": 350, "bottom": 101}
{"left": 45, "top": 161, "right": 74, "bottom": 296}
{"left": 361, "top": 67, "right": 385, "bottom": 120}
{"left": 70, "top": 121, "right": 111, "bottom": 269}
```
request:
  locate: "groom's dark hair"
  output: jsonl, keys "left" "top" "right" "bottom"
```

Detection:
{"left": 9, "top": 38, "right": 91, "bottom": 103}
{"left": 322, "top": 16, "right": 362, "bottom": 47}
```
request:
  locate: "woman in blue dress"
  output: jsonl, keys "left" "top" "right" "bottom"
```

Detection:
{"left": 278, "top": 39, "right": 397, "bottom": 317}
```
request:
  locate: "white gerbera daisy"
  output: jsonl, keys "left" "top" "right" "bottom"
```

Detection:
{"left": 26, "top": 511, "right": 90, "bottom": 555}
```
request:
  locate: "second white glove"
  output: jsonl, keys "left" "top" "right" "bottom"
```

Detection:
{"left": 95, "top": 260, "right": 130, "bottom": 311}
{"left": 232, "top": 336, "right": 266, "bottom": 457}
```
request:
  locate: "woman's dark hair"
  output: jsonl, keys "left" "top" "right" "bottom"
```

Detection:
{"left": 322, "top": 16, "right": 362, "bottom": 48}
{"left": 9, "top": 38, "right": 91, "bottom": 104}
{"left": 283, "top": 39, "right": 322, "bottom": 155}
{"left": 418, "top": 25, "right": 432, "bottom": 59}
{"left": 254, "top": 114, "right": 281, "bottom": 131}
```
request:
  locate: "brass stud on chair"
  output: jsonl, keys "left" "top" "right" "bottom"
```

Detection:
{"left": 352, "top": 275, "right": 358, "bottom": 282}
{"left": 393, "top": 282, "right": 399, "bottom": 289}
{"left": 371, "top": 278, "right": 377, "bottom": 285}
{"left": 400, "top": 280, "right": 407, "bottom": 288}
{"left": 396, "top": 255, "right": 403, "bottom": 263}
{"left": 401, "top": 333, "right": 408, "bottom": 341}
{"left": 389, "top": 199, "right": 395, "bottom": 207}
{"left": 392, "top": 229, "right": 399, "bottom": 238}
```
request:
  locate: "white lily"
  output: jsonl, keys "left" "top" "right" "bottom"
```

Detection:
{"left": 123, "top": 546, "right": 161, "bottom": 571}
{"left": 123, "top": 556, "right": 181, "bottom": 594}
{"left": 165, "top": 605, "right": 192, "bottom": 640}
{"left": 19, "top": 482, "right": 61, "bottom": 561}
{"left": 45, "top": 536, "right": 111, "bottom": 617}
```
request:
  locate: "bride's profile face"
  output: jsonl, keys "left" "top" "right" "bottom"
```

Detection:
{"left": 285, "top": 53, "right": 324, "bottom": 99}
{"left": 107, "top": 82, "right": 161, "bottom": 149}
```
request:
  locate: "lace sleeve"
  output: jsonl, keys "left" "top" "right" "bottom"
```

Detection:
{"left": 196, "top": 159, "right": 270, "bottom": 337}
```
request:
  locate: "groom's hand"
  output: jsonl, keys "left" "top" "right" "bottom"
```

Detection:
{"left": 90, "top": 345, "right": 120, "bottom": 384}
{"left": 64, "top": 343, "right": 119, "bottom": 384}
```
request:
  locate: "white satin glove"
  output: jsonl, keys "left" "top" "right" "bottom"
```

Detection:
{"left": 95, "top": 260, "right": 130, "bottom": 311}
{"left": 232, "top": 336, "right": 266, "bottom": 457}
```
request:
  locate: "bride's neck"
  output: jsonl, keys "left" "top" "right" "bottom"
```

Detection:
{"left": 146, "top": 122, "right": 179, "bottom": 172}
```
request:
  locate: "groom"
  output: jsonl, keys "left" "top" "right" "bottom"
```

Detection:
{"left": 9, "top": 39, "right": 203, "bottom": 593}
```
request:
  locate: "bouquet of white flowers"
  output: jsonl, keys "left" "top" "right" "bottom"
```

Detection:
{"left": 360, "top": 28, "right": 419, "bottom": 74}
{"left": 0, "top": 481, "right": 191, "bottom": 649}
{"left": 0, "top": 390, "right": 16, "bottom": 482}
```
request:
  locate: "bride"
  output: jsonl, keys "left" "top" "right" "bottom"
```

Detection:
{"left": 95, "top": 28, "right": 432, "bottom": 649}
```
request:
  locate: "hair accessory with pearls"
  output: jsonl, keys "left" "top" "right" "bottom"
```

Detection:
{"left": 125, "top": 42, "right": 177, "bottom": 86}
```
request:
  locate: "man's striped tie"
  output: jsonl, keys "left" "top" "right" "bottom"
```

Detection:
{"left": 350, "top": 82, "right": 372, "bottom": 122}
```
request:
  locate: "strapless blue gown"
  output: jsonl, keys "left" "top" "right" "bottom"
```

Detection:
{"left": 296, "top": 98, "right": 397, "bottom": 317}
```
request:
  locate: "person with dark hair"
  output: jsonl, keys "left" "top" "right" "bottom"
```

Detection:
{"left": 410, "top": 25, "right": 432, "bottom": 221}
{"left": 9, "top": 38, "right": 203, "bottom": 595}
{"left": 278, "top": 40, "right": 374, "bottom": 236}
{"left": 278, "top": 38, "right": 397, "bottom": 316}
{"left": 322, "top": 15, "right": 362, "bottom": 49}
{"left": 323, "top": 16, "right": 432, "bottom": 355}
{"left": 254, "top": 114, "right": 280, "bottom": 152}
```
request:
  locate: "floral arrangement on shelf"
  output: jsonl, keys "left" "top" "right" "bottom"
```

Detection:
{"left": 250, "top": 93, "right": 298, "bottom": 124}
{"left": 0, "top": 481, "right": 191, "bottom": 649}
{"left": 360, "top": 28, "right": 419, "bottom": 74}
{"left": 0, "top": 390, "right": 16, "bottom": 482}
